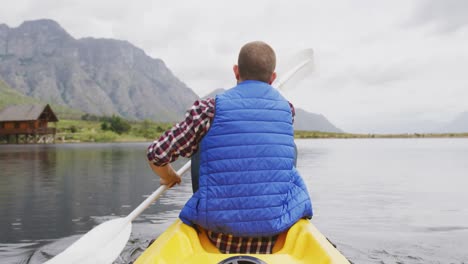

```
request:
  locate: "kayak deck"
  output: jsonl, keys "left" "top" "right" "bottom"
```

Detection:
{"left": 135, "top": 219, "right": 350, "bottom": 264}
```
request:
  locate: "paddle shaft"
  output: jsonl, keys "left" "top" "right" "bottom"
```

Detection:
{"left": 274, "top": 48, "right": 314, "bottom": 90}
{"left": 126, "top": 160, "right": 192, "bottom": 222}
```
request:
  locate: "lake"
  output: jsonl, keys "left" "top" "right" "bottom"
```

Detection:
{"left": 0, "top": 139, "right": 467, "bottom": 263}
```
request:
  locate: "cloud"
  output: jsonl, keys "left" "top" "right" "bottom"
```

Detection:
{"left": 403, "top": 0, "right": 468, "bottom": 34}
{"left": 410, "top": 0, "right": 468, "bottom": 33}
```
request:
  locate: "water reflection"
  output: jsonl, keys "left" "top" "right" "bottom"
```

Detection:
{"left": 0, "top": 143, "right": 190, "bottom": 246}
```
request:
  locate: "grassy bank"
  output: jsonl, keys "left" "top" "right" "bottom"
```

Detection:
{"left": 56, "top": 119, "right": 172, "bottom": 143}
{"left": 294, "top": 130, "right": 468, "bottom": 139}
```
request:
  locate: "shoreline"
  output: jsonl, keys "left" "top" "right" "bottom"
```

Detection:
{"left": 294, "top": 131, "right": 468, "bottom": 139}
{"left": 3, "top": 132, "right": 468, "bottom": 145}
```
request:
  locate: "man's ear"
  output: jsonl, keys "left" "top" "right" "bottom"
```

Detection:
{"left": 233, "top": 65, "right": 240, "bottom": 81}
{"left": 269, "top": 72, "right": 277, "bottom": 85}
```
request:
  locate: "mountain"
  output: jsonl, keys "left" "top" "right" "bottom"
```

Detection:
{"left": 0, "top": 79, "right": 42, "bottom": 107}
{"left": 440, "top": 112, "right": 468, "bottom": 133}
{"left": 202, "top": 88, "right": 226, "bottom": 99}
{"left": 0, "top": 19, "right": 198, "bottom": 122}
{"left": 203, "top": 88, "right": 343, "bottom": 133}
{"left": 0, "top": 79, "right": 84, "bottom": 119}
{"left": 293, "top": 108, "right": 343, "bottom": 133}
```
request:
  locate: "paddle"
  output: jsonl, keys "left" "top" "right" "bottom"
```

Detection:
{"left": 273, "top": 48, "right": 314, "bottom": 91}
{"left": 44, "top": 48, "right": 314, "bottom": 264}
{"left": 44, "top": 161, "right": 191, "bottom": 264}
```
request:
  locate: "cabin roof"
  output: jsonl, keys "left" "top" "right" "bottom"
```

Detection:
{"left": 0, "top": 104, "right": 59, "bottom": 122}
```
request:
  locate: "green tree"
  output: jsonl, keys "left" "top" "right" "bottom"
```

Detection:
{"left": 140, "top": 119, "right": 154, "bottom": 138}
{"left": 156, "top": 125, "right": 165, "bottom": 133}
{"left": 108, "top": 115, "right": 131, "bottom": 134}
{"left": 101, "top": 122, "right": 109, "bottom": 131}
{"left": 85, "top": 113, "right": 101, "bottom": 121}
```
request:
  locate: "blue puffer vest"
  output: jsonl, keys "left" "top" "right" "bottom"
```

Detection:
{"left": 179, "top": 80, "right": 313, "bottom": 237}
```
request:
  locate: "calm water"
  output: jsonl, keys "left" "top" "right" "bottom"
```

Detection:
{"left": 0, "top": 139, "right": 467, "bottom": 263}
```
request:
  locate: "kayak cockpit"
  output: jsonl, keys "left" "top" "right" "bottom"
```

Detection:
{"left": 135, "top": 219, "right": 350, "bottom": 264}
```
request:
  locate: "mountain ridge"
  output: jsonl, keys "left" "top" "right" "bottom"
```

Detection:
{"left": 0, "top": 19, "right": 199, "bottom": 122}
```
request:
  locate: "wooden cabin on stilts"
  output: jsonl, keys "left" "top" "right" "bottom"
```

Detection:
{"left": 0, "top": 104, "right": 58, "bottom": 144}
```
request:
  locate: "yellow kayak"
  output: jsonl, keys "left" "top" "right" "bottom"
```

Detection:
{"left": 135, "top": 219, "right": 351, "bottom": 264}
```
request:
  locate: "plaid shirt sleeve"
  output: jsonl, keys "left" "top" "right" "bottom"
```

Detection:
{"left": 147, "top": 98, "right": 215, "bottom": 166}
{"left": 147, "top": 97, "right": 296, "bottom": 166}
{"left": 289, "top": 101, "right": 295, "bottom": 123}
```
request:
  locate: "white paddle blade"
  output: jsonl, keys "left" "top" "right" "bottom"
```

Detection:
{"left": 43, "top": 161, "right": 192, "bottom": 264}
{"left": 44, "top": 218, "right": 131, "bottom": 264}
{"left": 274, "top": 48, "right": 314, "bottom": 90}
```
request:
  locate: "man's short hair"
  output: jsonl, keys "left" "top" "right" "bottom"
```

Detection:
{"left": 238, "top": 41, "right": 276, "bottom": 83}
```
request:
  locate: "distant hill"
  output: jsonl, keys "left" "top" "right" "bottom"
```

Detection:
{"left": 202, "top": 88, "right": 226, "bottom": 99}
{"left": 0, "top": 79, "right": 41, "bottom": 107}
{"left": 440, "top": 112, "right": 468, "bottom": 133}
{"left": 293, "top": 108, "right": 343, "bottom": 133}
{"left": 0, "top": 79, "right": 83, "bottom": 119}
{"left": 203, "top": 88, "right": 343, "bottom": 133}
{"left": 0, "top": 19, "right": 198, "bottom": 122}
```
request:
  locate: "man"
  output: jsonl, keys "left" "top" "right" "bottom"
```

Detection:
{"left": 147, "top": 41, "right": 313, "bottom": 254}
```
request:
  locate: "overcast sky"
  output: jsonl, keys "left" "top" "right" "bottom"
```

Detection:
{"left": 1, "top": 0, "right": 467, "bottom": 133}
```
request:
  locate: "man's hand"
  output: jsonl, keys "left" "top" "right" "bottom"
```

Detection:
{"left": 148, "top": 162, "right": 182, "bottom": 188}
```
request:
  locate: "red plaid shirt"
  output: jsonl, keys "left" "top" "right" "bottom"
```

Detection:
{"left": 147, "top": 97, "right": 295, "bottom": 254}
{"left": 207, "top": 230, "right": 279, "bottom": 254}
